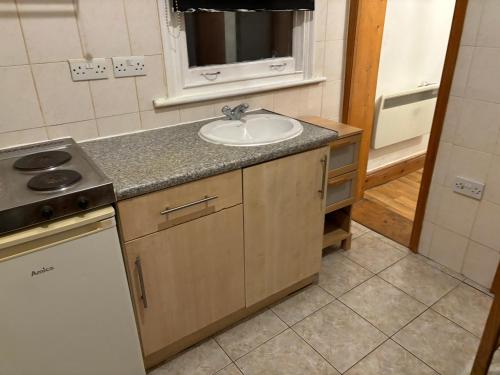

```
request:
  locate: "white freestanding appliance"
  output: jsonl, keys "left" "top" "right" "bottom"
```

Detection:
{"left": 0, "top": 207, "right": 145, "bottom": 375}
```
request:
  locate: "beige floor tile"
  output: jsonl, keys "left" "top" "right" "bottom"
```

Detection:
{"left": 371, "top": 231, "right": 411, "bottom": 253}
{"left": 339, "top": 276, "right": 427, "bottom": 336}
{"left": 216, "top": 364, "right": 243, "bottom": 375}
{"left": 344, "top": 233, "right": 408, "bottom": 273}
{"left": 271, "top": 285, "right": 334, "bottom": 326}
{"left": 215, "top": 309, "right": 287, "bottom": 360}
{"left": 319, "top": 252, "right": 373, "bottom": 297}
{"left": 379, "top": 256, "right": 460, "bottom": 306}
{"left": 393, "top": 310, "right": 479, "bottom": 375}
{"left": 464, "top": 278, "right": 495, "bottom": 297}
{"left": 150, "top": 339, "right": 230, "bottom": 375}
{"left": 345, "top": 340, "right": 437, "bottom": 375}
{"left": 351, "top": 220, "right": 371, "bottom": 239}
{"left": 415, "top": 254, "right": 467, "bottom": 281}
{"left": 293, "top": 300, "right": 387, "bottom": 373}
{"left": 236, "top": 329, "right": 339, "bottom": 375}
{"left": 489, "top": 350, "right": 500, "bottom": 374}
{"left": 432, "top": 283, "right": 493, "bottom": 337}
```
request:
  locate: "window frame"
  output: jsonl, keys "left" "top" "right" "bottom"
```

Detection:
{"left": 157, "top": 0, "right": 316, "bottom": 105}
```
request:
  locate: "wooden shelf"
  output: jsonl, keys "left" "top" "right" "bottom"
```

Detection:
{"left": 323, "top": 226, "right": 350, "bottom": 248}
{"left": 323, "top": 209, "right": 351, "bottom": 249}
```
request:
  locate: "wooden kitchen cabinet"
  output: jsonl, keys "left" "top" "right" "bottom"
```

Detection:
{"left": 243, "top": 146, "right": 329, "bottom": 306}
{"left": 118, "top": 149, "right": 331, "bottom": 366}
{"left": 124, "top": 205, "right": 245, "bottom": 357}
{"left": 300, "top": 116, "right": 363, "bottom": 251}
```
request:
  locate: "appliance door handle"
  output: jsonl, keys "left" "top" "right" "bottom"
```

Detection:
{"left": 0, "top": 216, "right": 115, "bottom": 262}
{"left": 135, "top": 256, "right": 148, "bottom": 309}
{"left": 160, "top": 195, "right": 218, "bottom": 215}
{"left": 318, "top": 156, "right": 328, "bottom": 199}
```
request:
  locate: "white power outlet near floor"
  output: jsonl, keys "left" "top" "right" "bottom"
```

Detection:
{"left": 68, "top": 58, "right": 109, "bottom": 81}
{"left": 112, "top": 56, "right": 146, "bottom": 78}
{"left": 453, "top": 176, "right": 485, "bottom": 200}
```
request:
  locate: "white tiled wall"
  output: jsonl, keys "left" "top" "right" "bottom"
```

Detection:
{"left": 0, "top": 0, "right": 348, "bottom": 149}
{"left": 419, "top": 0, "right": 500, "bottom": 288}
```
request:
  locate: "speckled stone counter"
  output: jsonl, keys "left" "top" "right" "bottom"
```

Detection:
{"left": 80, "top": 111, "right": 337, "bottom": 200}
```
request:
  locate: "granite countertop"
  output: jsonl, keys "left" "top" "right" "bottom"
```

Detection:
{"left": 80, "top": 110, "right": 338, "bottom": 200}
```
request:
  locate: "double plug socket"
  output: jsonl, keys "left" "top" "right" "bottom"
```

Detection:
{"left": 453, "top": 176, "right": 485, "bottom": 200}
{"left": 69, "top": 56, "right": 146, "bottom": 81}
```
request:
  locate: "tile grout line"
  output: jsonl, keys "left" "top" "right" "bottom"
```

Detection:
{"left": 390, "top": 285, "right": 458, "bottom": 339}
{"left": 320, "top": 247, "right": 475, "bottom": 373}
{"left": 212, "top": 336, "right": 234, "bottom": 368}
{"left": 337, "top": 235, "right": 411, "bottom": 275}
{"left": 223, "top": 322, "right": 287, "bottom": 363}
{"left": 120, "top": 0, "right": 144, "bottom": 132}
{"left": 427, "top": 278, "right": 490, "bottom": 340}
{"left": 280, "top": 293, "right": 339, "bottom": 329}
{"left": 389, "top": 339, "right": 443, "bottom": 375}
{"left": 462, "top": 277, "right": 495, "bottom": 297}
{"left": 289, "top": 324, "right": 344, "bottom": 374}
{"left": 340, "top": 337, "right": 390, "bottom": 374}
{"left": 71, "top": 0, "right": 99, "bottom": 135}
{"left": 374, "top": 256, "right": 464, "bottom": 308}
{"left": 214, "top": 362, "right": 239, "bottom": 375}
{"left": 380, "top": 284, "right": 466, "bottom": 373}
{"left": 13, "top": 0, "right": 49, "bottom": 138}
{"left": 289, "top": 297, "right": 389, "bottom": 374}
{"left": 336, "top": 298, "right": 390, "bottom": 338}
{"left": 213, "top": 308, "right": 289, "bottom": 364}
{"left": 429, "top": 305, "right": 484, "bottom": 340}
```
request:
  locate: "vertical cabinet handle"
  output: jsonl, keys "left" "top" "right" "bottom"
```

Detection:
{"left": 135, "top": 256, "right": 148, "bottom": 309}
{"left": 318, "top": 155, "right": 328, "bottom": 199}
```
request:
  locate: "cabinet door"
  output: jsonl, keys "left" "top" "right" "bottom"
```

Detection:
{"left": 124, "top": 205, "right": 245, "bottom": 356}
{"left": 243, "top": 147, "right": 329, "bottom": 306}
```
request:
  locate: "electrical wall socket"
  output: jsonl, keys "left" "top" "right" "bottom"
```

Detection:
{"left": 112, "top": 56, "right": 146, "bottom": 78}
{"left": 68, "top": 58, "right": 109, "bottom": 81}
{"left": 453, "top": 176, "right": 485, "bottom": 200}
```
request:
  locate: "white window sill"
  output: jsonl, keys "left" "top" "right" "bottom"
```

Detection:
{"left": 153, "top": 77, "right": 326, "bottom": 109}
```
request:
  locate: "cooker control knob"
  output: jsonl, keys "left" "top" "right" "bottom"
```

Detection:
{"left": 77, "top": 196, "right": 90, "bottom": 210}
{"left": 41, "top": 205, "right": 54, "bottom": 219}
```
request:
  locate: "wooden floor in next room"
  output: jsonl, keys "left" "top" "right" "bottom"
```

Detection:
{"left": 352, "top": 168, "right": 423, "bottom": 247}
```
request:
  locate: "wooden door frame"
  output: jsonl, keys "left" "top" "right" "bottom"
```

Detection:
{"left": 342, "top": 0, "right": 469, "bottom": 252}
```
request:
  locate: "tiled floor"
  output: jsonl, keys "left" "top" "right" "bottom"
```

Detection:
{"left": 149, "top": 222, "right": 494, "bottom": 375}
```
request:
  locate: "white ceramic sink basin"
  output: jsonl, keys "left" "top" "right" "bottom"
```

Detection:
{"left": 198, "top": 114, "right": 303, "bottom": 146}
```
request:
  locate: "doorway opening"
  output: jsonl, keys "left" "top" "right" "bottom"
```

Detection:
{"left": 343, "top": 0, "right": 466, "bottom": 250}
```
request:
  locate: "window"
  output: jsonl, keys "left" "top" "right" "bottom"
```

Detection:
{"left": 185, "top": 12, "right": 293, "bottom": 68}
{"left": 157, "top": 0, "right": 319, "bottom": 106}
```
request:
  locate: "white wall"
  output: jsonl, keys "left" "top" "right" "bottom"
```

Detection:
{"left": 419, "top": 0, "right": 500, "bottom": 289}
{"left": 0, "top": 0, "right": 348, "bottom": 149}
{"left": 367, "top": 0, "right": 455, "bottom": 172}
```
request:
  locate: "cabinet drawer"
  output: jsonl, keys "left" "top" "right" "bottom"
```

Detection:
{"left": 325, "top": 171, "right": 357, "bottom": 213}
{"left": 329, "top": 134, "right": 361, "bottom": 178}
{"left": 118, "top": 170, "right": 242, "bottom": 241}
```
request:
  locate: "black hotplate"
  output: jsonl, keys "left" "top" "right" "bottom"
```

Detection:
{"left": 13, "top": 150, "right": 72, "bottom": 171}
{"left": 27, "top": 170, "right": 82, "bottom": 191}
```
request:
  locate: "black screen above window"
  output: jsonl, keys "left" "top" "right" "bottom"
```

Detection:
{"left": 174, "top": 0, "right": 314, "bottom": 12}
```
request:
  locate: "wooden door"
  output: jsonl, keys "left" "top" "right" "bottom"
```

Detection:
{"left": 243, "top": 147, "right": 329, "bottom": 306}
{"left": 124, "top": 205, "right": 245, "bottom": 356}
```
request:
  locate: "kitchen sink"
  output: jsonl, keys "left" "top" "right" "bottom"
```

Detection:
{"left": 198, "top": 114, "right": 303, "bottom": 146}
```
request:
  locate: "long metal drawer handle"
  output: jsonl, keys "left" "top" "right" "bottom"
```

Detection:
{"left": 135, "top": 256, "right": 148, "bottom": 309}
{"left": 319, "top": 156, "right": 328, "bottom": 199}
{"left": 160, "top": 195, "right": 218, "bottom": 215}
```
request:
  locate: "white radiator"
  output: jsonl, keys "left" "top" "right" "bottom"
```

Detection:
{"left": 372, "top": 84, "right": 439, "bottom": 149}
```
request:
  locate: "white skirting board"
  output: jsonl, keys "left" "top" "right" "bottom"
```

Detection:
{"left": 372, "top": 84, "right": 439, "bottom": 149}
